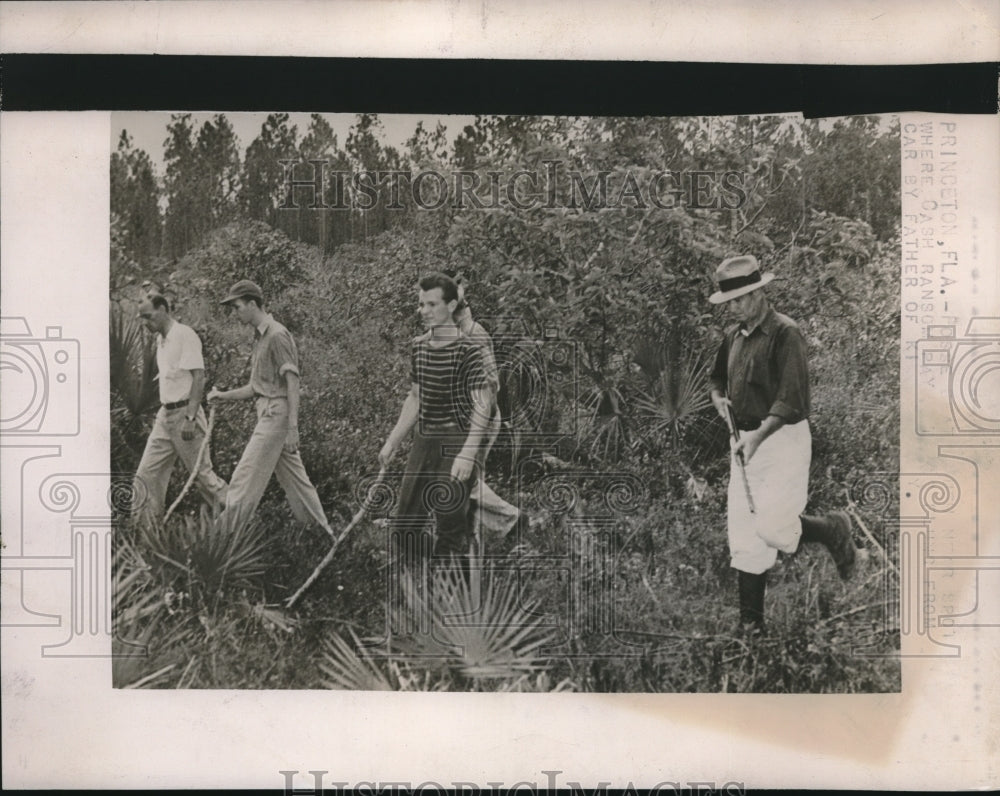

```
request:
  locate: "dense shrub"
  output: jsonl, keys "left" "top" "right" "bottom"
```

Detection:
{"left": 112, "top": 114, "right": 900, "bottom": 692}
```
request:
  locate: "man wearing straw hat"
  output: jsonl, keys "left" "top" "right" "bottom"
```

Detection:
{"left": 132, "top": 293, "right": 228, "bottom": 523}
{"left": 708, "top": 255, "right": 859, "bottom": 635}
{"left": 207, "top": 279, "right": 336, "bottom": 538}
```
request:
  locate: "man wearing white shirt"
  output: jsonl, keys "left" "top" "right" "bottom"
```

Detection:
{"left": 132, "top": 294, "right": 228, "bottom": 523}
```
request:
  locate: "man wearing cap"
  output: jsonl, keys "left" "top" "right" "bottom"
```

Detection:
{"left": 207, "top": 280, "right": 335, "bottom": 538}
{"left": 133, "top": 293, "right": 228, "bottom": 523}
{"left": 379, "top": 272, "right": 496, "bottom": 567}
{"left": 708, "top": 255, "right": 859, "bottom": 635}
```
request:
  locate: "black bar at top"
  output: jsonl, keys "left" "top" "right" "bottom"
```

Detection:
{"left": 2, "top": 55, "right": 997, "bottom": 117}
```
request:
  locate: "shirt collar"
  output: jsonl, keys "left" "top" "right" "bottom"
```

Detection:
{"left": 255, "top": 315, "right": 273, "bottom": 338}
{"left": 739, "top": 307, "right": 777, "bottom": 337}
{"left": 157, "top": 318, "right": 175, "bottom": 344}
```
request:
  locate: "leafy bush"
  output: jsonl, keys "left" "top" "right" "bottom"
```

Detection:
{"left": 111, "top": 113, "right": 901, "bottom": 691}
{"left": 171, "top": 220, "right": 312, "bottom": 322}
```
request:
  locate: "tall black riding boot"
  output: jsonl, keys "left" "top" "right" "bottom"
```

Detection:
{"left": 737, "top": 570, "right": 767, "bottom": 635}
{"left": 800, "top": 511, "right": 857, "bottom": 580}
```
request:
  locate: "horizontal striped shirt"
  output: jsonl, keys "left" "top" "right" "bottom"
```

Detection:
{"left": 411, "top": 336, "right": 489, "bottom": 429}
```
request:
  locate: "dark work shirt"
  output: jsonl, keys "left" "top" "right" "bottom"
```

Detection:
{"left": 411, "top": 336, "right": 488, "bottom": 429}
{"left": 709, "top": 307, "right": 810, "bottom": 427}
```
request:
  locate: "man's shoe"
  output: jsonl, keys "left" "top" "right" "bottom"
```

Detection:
{"left": 827, "top": 511, "right": 857, "bottom": 581}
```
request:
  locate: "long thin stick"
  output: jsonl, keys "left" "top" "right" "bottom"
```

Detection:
{"left": 286, "top": 466, "right": 387, "bottom": 609}
{"left": 723, "top": 404, "right": 756, "bottom": 514}
{"left": 164, "top": 406, "right": 216, "bottom": 524}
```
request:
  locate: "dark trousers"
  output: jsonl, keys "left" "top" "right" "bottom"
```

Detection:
{"left": 391, "top": 426, "right": 476, "bottom": 563}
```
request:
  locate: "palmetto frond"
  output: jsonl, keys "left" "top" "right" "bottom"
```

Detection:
{"left": 112, "top": 534, "right": 202, "bottom": 687}
{"left": 577, "top": 384, "right": 634, "bottom": 462}
{"left": 113, "top": 534, "right": 163, "bottom": 639}
{"left": 318, "top": 630, "right": 397, "bottom": 691}
{"left": 319, "top": 563, "right": 557, "bottom": 690}
{"left": 137, "top": 510, "right": 270, "bottom": 602}
{"left": 110, "top": 303, "right": 159, "bottom": 417}
{"left": 633, "top": 349, "right": 712, "bottom": 445}
{"left": 395, "top": 564, "right": 557, "bottom": 680}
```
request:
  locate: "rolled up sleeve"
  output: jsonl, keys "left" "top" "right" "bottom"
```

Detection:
{"left": 768, "top": 325, "right": 810, "bottom": 423}
{"left": 272, "top": 329, "right": 300, "bottom": 380}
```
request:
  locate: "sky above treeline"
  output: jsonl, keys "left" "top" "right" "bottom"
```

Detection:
{"left": 114, "top": 111, "right": 891, "bottom": 180}
{"left": 114, "top": 112, "right": 477, "bottom": 176}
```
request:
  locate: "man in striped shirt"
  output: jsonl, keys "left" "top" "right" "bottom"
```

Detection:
{"left": 380, "top": 272, "right": 497, "bottom": 562}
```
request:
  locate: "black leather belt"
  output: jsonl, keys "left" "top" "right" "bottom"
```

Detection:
{"left": 162, "top": 400, "right": 189, "bottom": 411}
{"left": 735, "top": 418, "right": 761, "bottom": 432}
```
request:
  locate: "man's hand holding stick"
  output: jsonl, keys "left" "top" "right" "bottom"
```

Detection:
{"left": 713, "top": 392, "right": 756, "bottom": 514}
{"left": 163, "top": 405, "right": 217, "bottom": 524}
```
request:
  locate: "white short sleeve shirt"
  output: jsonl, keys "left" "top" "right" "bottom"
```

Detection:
{"left": 156, "top": 321, "right": 205, "bottom": 403}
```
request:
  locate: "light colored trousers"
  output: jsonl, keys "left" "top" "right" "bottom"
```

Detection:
{"left": 727, "top": 419, "right": 811, "bottom": 574}
{"left": 219, "top": 396, "right": 332, "bottom": 533}
{"left": 470, "top": 408, "right": 519, "bottom": 536}
{"left": 133, "top": 405, "right": 228, "bottom": 522}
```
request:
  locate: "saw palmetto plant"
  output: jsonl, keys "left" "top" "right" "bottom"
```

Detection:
{"left": 113, "top": 534, "right": 165, "bottom": 654}
{"left": 112, "top": 533, "right": 203, "bottom": 688}
{"left": 319, "top": 561, "right": 557, "bottom": 690}
{"left": 633, "top": 348, "right": 713, "bottom": 454}
{"left": 577, "top": 383, "right": 634, "bottom": 464}
{"left": 398, "top": 563, "right": 557, "bottom": 680}
{"left": 318, "top": 629, "right": 413, "bottom": 691}
{"left": 110, "top": 303, "right": 160, "bottom": 417}
{"left": 137, "top": 510, "right": 270, "bottom": 610}
{"left": 110, "top": 303, "right": 160, "bottom": 467}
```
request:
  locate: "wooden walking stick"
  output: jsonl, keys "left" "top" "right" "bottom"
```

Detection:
{"left": 723, "top": 403, "right": 756, "bottom": 514}
{"left": 164, "top": 406, "right": 216, "bottom": 524}
{"left": 286, "top": 466, "right": 387, "bottom": 609}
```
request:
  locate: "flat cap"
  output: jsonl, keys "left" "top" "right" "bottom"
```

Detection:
{"left": 220, "top": 279, "right": 264, "bottom": 305}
